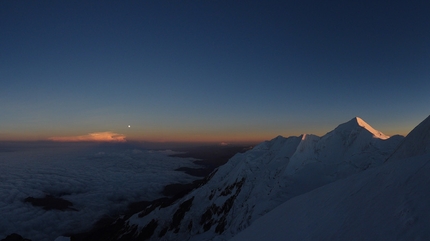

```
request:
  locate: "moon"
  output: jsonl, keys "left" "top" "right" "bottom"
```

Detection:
{"left": 128, "top": 125, "right": 131, "bottom": 128}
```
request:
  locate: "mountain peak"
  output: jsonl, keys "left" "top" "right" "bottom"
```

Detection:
{"left": 339, "top": 117, "right": 390, "bottom": 140}
{"left": 354, "top": 116, "right": 366, "bottom": 125}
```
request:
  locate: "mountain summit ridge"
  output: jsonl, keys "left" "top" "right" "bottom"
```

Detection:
{"left": 231, "top": 114, "right": 430, "bottom": 241}
{"left": 334, "top": 116, "right": 389, "bottom": 140}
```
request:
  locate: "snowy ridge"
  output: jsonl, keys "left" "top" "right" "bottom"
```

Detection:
{"left": 231, "top": 153, "right": 430, "bottom": 241}
{"left": 355, "top": 117, "right": 390, "bottom": 139}
{"left": 107, "top": 117, "right": 402, "bottom": 241}
{"left": 388, "top": 114, "right": 430, "bottom": 160}
{"left": 284, "top": 117, "right": 400, "bottom": 176}
{"left": 231, "top": 115, "right": 430, "bottom": 241}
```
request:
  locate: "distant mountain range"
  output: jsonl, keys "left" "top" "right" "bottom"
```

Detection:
{"left": 65, "top": 115, "right": 430, "bottom": 241}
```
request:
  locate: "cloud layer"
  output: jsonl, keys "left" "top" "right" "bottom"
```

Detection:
{"left": 49, "top": 132, "right": 126, "bottom": 142}
{"left": 0, "top": 142, "right": 198, "bottom": 241}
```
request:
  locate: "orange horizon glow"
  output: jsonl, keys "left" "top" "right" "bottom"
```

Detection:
{"left": 0, "top": 132, "right": 269, "bottom": 144}
{"left": 49, "top": 131, "right": 126, "bottom": 142}
{"left": 1, "top": 123, "right": 411, "bottom": 144}
{"left": 122, "top": 131, "right": 272, "bottom": 144}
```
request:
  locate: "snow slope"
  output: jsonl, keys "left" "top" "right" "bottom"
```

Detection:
{"left": 388, "top": 114, "right": 430, "bottom": 160}
{"left": 231, "top": 154, "right": 430, "bottom": 241}
{"left": 231, "top": 123, "right": 430, "bottom": 241}
{"left": 111, "top": 117, "right": 402, "bottom": 241}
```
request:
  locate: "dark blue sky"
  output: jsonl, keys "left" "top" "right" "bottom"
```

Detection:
{"left": 1, "top": 1, "right": 429, "bottom": 142}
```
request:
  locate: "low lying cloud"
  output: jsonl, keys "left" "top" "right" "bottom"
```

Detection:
{"left": 0, "top": 142, "right": 199, "bottom": 240}
{"left": 49, "top": 132, "right": 126, "bottom": 142}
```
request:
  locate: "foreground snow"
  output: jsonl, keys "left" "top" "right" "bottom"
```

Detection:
{"left": 230, "top": 152, "right": 430, "bottom": 241}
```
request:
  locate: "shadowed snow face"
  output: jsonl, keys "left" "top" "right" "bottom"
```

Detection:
{"left": 0, "top": 142, "right": 198, "bottom": 241}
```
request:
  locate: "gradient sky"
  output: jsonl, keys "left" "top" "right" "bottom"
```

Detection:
{"left": 1, "top": 1, "right": 429, "bottom": 143}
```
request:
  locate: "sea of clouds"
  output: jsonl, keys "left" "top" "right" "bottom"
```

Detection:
{"left": 0, "top": 142, "right": 199, "bottom": 241}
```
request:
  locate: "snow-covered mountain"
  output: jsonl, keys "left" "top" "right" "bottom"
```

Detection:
{"left": 284, "top": 117, "right": 402, "bottom": 177}
{"left": 388, "top": 114, "right": 430, "bottom": 160}
{"left": 231, "top": 114, "right": 430, "bottom": 241}
{"left": 94, "top": 117, "right": 405, "bottom": 241}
